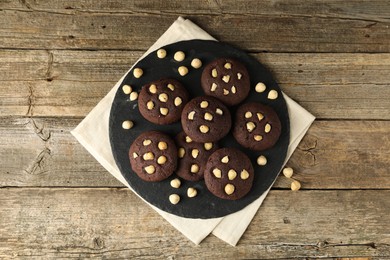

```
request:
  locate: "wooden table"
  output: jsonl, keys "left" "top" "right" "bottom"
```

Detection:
{"left": 1, "top": 1, "right": 389, "bottom": 258}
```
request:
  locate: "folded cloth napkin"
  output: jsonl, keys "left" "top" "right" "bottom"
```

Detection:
{"left": 71, "top": 17, "right": 315, "bottom": 246}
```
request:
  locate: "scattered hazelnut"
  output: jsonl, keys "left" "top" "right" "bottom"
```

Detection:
{"left": 122, "top": 85, "right": 132, "bottom": 94}
{"left": 129, "top": 92, "right": 138, "bottom": 101}
{"left": 268, "top": 89, "right": 278, "bottom": 100}
{"left": 187, "top": 187, "right": 197, "bottom": 198}
{"left": 133, "top": 68, "right": 143, "bottom": 78}
{"left": 257, "top": 155, "right": 267, "bottom": 166}
{"left": 191, "top": 58, "right": 202, "bottom": 69}
{"left": 157, "top": 48, "right": 167, "bottom": 59}
{"left": 122, "top": 120, "right": 133, "bottom": 129}
{"left": 255, "top": 82, "right": 266, "bottom": 93}
{"left": 169, "top": 194, "right": 180, "bottom": 204}
{"left": 283, "top": 167, "right": 294, "bottom": 178}
{"left": 291, "top": 180, "right": 301, "bottom": 191}
{"left": 170, "top": 178, "right": 181, "bottom": 188}
{"left": 174, "top": 51, "right": 185, "bottom": 62}
{"left": 178, "top": 66, "right": 188, "bottom": 76}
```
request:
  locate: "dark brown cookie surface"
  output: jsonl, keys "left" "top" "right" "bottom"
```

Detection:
{"left": 175, "top": 131, "right": 219, "bottom": 182}
{"left": 181, "top": 96, "right": 231, "bottom": 143}
{"left": 138, "top": 78, "right": 189, "bottom": 125}
{"left": 201, "top": 58, "right": 250, "bottom": 106}
{"left": 204, "top": 148, "right": 254, "bottom": 200}
{"left": 233, "top": 102, "right": 282, "bottom": 151}
{"left": 129, "top": 131, "right": 177, "bottom": 182}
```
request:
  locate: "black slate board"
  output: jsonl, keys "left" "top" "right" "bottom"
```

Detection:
{"left": 109, "top": 40, "right": 290, "bottom": 219}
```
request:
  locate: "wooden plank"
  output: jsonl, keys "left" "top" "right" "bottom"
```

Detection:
{"left": 0, "top": 50, "right": 389, "bottom": 119}
{"left": 0, "top": 117, "right": 389, "bottom": 189}
{"left": 2, "top": 0, "right": 390, "bottom": 20}
{"left": 0, "top": 8, "right": 388, "bottom": 52}
{"left": 0, "top": 188, "right": 389, "bottom": 258}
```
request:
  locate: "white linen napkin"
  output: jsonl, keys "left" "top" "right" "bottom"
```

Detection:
{"left": 71, "top": 17, "right": 315, "bottom": 246}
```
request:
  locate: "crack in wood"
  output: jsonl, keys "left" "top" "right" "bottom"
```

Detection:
{"left": 45, "top": 51, "right": 55, "bottom": 82}
{"left": 26, "top": 83, "right": 35, "bottom": 116}
{"left": 30, "top": 118, "right": 51, "bottom": 142}
{"left": 23, "top": 119, "right": 52, "bottom": 175}
{"left": 297, "top": 139, "right": 318, "bottom": 166}
{"left": 24, "top": 147, "right": 51, "bottom": 175}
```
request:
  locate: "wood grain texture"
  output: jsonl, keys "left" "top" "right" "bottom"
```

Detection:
{"left": 0, "top": 50, "right": 389, "bottom": 119}
{"left": 0, "top": 188, "right": 389, "bottom": 258}
{"left": 1, "top": 117, "right": 389, "bottom": 189}
{"left": 0, "top": 2, "right": 388, "bottom": 52}
{"left": 1, "top": 1, "right": 389, "bottom": 257}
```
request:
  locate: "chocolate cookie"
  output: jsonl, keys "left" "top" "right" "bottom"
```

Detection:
{"left": 129, "top": 131, "right": 177, "bottom": 182}
{"left": 175, "top": 131, "right": 219, "bottom": 182}
{"left": 233, "top": 102, "right": 282, "bottom": 151}
{"left": 138, "top": 78, "right": 189, "bottom": 125}
{"left": 204, "top": 148, "right": 254, "bottom": 200}
{"left": 181, "top": 96, "right": 232, "bottom": 143}
{"left": 201, "top": 58, "right": 250, "bottom": 106}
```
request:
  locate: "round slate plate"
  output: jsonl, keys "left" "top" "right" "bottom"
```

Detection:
{"left": 109, "top": 40, "right": 290, "bottom": 219}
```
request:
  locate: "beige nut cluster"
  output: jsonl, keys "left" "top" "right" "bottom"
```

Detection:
{"left": 208, "top": 62, "right": 243, "bottom": 96}
{"left": 173, "top": 50, "right": 203, "bottom": 76}
{"left": 281, "top": 167, "right": 301, "bottom": 191}
{"left": 186, "top": 100, "right": 224, "bottom": 135}
{"left": 121, "top": 84, "right": 139, "bottom": 130}
{"left": 243, "top": 110, "right": 269, "bottom": 142}
{"left": 145, "top": 83, "right": 184, "bottom": 117}
{"left": 255, "top": 82, "right": 278, "bottom": 100}
{"left": 122, "top": 83, "right": 139, "bottom": 102}
{"left": 135, "top": 139, "right": 170, "bottom": 175}
{"left": 212, "top": 165, "right": 251, "bottom": 196}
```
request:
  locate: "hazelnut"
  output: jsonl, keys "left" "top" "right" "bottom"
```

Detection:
{"left": 224, "top": 184, "right": 235, "bottom": 195}
{"left": 169, "top": 194, "right": 180, "bottom": 204}
{"left": 187, "top": 187, "right": 197, "bottom": 198}
{"left": 170, "top": 178, "right": 181, "bottom": 188}
{"left": 122, "top": 120, "right": 134, "bottom": 129}
{"left": 291, "top": 180, "right": 301, "bottom": 191}
{"left": 255, "top": 82, "right": 266, "bottom": 93}
{"left": 174, "top": 51, "right": 185, "bottom": 62}
{"left": 283, "top": 167, "right": 294, "bottom": 178}
{"left": 157, "top": 48, "right": 167, "bottom": 59}
{"left": 122, "top": 85, "right": 132, "bottom": 94}
{"left": 133, "top": 68, "right": 143, "bottom": 78}
{"left": 257, "top": 155, "right": 267, "bottom": 166}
